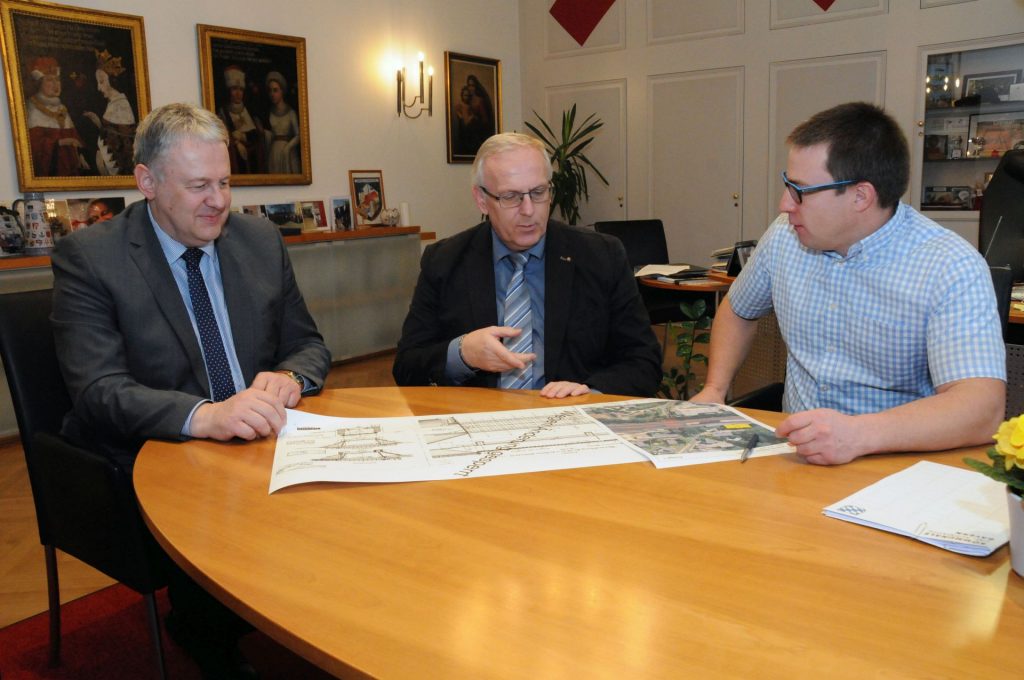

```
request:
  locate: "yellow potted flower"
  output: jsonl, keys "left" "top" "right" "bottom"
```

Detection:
{"left": 965, "top": 415, "right": 1024, "bottom": 576}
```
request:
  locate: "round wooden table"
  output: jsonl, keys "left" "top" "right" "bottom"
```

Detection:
{"left": 135, "top": 387, "right": 1022, "bottom": 679}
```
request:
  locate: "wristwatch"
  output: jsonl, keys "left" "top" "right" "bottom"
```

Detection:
{"left": 276, "top": 369, "right": 304, "bottom": 388}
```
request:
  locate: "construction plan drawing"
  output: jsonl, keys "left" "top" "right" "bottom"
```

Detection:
{"left": 270, "top": 406, "right": 646, "bottom": 492}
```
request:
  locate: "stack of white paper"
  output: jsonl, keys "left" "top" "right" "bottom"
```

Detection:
{"left": 823, "top": 460, "right": 1010, "bottom": 556}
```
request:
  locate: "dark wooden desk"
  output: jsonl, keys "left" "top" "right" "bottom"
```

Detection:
{"left": 134, "top": 387, "right": 1024, "bottom": 679}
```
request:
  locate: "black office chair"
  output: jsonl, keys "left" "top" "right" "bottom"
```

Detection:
{"left": 990, "top": 265, "right": 1013, "bottom": 341}
{"left": 979, "top": 150, "right": 1024, "bottom": 282}
{"left": 594, "top": 219, "right": 688, "bottom": 325}
{"left": 593, "top": 219, "right": 670, "bottom": 270}
{"left": 0, "top": 289, "right": 168, "bottom": 678}
{"left": 727, "top": 382, "right": 785, "bottom": 412}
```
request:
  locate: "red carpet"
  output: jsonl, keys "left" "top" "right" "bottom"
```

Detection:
{"left": 0, "top": 584, "right": 335, "bottom": 679}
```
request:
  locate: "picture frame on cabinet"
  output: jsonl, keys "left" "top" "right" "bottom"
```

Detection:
{"left": 330, "top": 197, "right": 353, "bottom": 231}
{"left": 967, "top": 111, "right": 1024, "bottom": 159}
{"left": 197, "top": 24, "right": 311, "bottom": 185}
{"left": 444, "top": 51, "right": 502, "bottom": 164}
{"left": 962, "top": 70, "right": 1022, "bottom": 103}
{"left": 922, "top": 185, "right": 973, "bottom": 210}
{"left": 0, "top": 0, "right": 150, "bottom": 191}
{"left": 349, "top": 170, "right": 385, "bottom": 227}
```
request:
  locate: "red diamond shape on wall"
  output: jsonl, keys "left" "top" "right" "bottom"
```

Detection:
{"left": 549, "top": 0, "right": 617, "bottom": 47}
{"left": 813, "top": 0, "right": 837, "bottom": 9}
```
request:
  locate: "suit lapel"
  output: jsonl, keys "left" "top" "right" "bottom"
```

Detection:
{"left": 125, "top": 204, "right": 208, "bottom": 388}
{"left": 543, "top": 222, "right": 574, "bottom": 378}
{"left": 215, "top": 220, "right": 256, "bottom": 384}
{"left": 465, "top": 222, "right": 498, "bottom": 329}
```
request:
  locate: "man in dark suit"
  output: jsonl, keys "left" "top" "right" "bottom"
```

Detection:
{"left": 393, "top": 132, "right": 661, "bottom": 398}
{"left": 51, "top": 102, "right": 330, "bottom": 679}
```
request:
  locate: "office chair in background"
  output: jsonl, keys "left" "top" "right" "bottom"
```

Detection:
{"left": 0, "top": 289, "right": 168, "bottom": 678}
{"left": 594, "top": 219, "right": 685, "bottom": 325}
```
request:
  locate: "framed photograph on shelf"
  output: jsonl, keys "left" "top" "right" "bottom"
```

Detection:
{"left": 0, "top": 0, "right": 150, "bottom": 191}
{"left": 330, "top": 196, "right": 352, "bottom": 231}
{"left": 923, "top": 134, "right": 948, "bottom": 160}
{"left": 197, "top": 24, "right": 311, "bottom": 185}
{"left": 966, "top": 111, "right": 1024, "bottom": 159}
{"left": 349, "top": 170, "right": 385, "bottom": 227}
{"left": 444, "top": 51, "right": 501, "bottom": 164}
{"left": 962, "top": 70, "right": 1022, "bottom": 102}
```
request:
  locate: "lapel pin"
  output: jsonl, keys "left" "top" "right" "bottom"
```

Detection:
{"left": 560, "top": 255, "right": 572, "bottom": 262}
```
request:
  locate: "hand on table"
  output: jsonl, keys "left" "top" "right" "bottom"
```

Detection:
{"left": 190, "top": 386, "right": 289, "bottom": 441}
{"left": 688, "top": 386, "right": 726, "bottom": 404}
{"left": 460, "top": 326, "right": 536, "bottom": 374}
{"left": 251, "top": 370, "right": 303, "bottom": 408}
{"left": 776, "top": 408, "right": 865, "bottom": 465}
{"left": 540, "top": 381, "right": 591, "bottom": 398}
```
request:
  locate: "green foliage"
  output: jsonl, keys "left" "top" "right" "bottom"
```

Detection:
{"left": 656, "top": 298, "right": 712, "bottom": 401}
{"left": 524, "top": 105, "right": 609, "bottom": 226}
{"left": 964, "top": 450, "right": 1024, "bottom": 495}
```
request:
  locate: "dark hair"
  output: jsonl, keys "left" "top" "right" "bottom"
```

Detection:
{"left": 787, "top": 102, "right": 909, "bottom": 209}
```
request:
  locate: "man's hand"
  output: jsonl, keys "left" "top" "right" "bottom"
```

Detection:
{"left": 775, "top": 409, "right": 865, "bottom": 465}
{"left": 251, "top": 370, "right": 302, "bottom": 408}
{"left": 540, "top": 381, "right": 590, "bottom": 398}
{"left": 190, "top": 387, "right": 289, "bottom": 441}
{"left": 460, "top": 326, "right": 536, "bottom": 374}
{"left": 688, "top": 386, "right": 727, "bottom": 404}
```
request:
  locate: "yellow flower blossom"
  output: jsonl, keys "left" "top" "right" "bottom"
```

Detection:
{"left": 993, "top": 416, "right": 1024, "bottom": 471}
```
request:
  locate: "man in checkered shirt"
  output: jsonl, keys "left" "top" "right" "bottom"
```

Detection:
{"left": 691, "top": 102, "right": 1006, "bottom": 465}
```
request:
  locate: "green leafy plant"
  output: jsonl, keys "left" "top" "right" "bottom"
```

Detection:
{"left": 656, "top": 299, "right": 712, "bottom": 401}
{"left": 524, "top": 105, "right": 609, "bottom": 226}
{"left": 965, "top": 415, "right": 1024, "bottom": 495}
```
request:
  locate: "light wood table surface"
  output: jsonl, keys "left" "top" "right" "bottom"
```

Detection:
{"left": 134, "top": 387, "right": 1024, "bottom": 679}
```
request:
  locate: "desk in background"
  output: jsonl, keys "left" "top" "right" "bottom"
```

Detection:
{"left": 135, "top": 387, "right": 1024, "bottom": 679}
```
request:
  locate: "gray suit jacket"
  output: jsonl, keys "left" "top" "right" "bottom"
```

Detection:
{"left": 392, "top": 220, "right": 662, "bottom": 397}
{"left": 51, "top": 200, "right": 330, "bottom": 460}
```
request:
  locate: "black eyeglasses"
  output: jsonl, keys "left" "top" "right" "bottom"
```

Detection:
{"left": 478, "top": 184, "right": 552, "bottom": 208}
{"left": 781, "top": 171, "right": 857, "bottom": 204}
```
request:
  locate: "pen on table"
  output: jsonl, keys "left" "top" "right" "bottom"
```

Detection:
{"left": 739, "top": 433, "right": 759, "bottom": 463}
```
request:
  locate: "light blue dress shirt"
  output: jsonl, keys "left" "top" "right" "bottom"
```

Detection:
{"left": 446, "top": 233, "right": 546, "bottom": 388}
{"left": 149, "top": 207, "right": 245, "bottom": 433}
{"left": 728, "top": 202, "right": 1006, "bottom": 415}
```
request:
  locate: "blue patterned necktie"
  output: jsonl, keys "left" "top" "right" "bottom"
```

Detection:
{"left": 182, "top": 247, "right": 236, "bottom": 402}
{"left": 500, "top": 252, "right": 533, "bottom": 389}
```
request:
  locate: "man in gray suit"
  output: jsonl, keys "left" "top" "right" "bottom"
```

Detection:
{"left": 51, "top": 102, "right": 330, "bottom": 679}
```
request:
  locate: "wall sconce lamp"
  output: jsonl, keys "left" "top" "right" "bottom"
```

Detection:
{"left": 397, "top": 52, "right": 433, "bottom": 118}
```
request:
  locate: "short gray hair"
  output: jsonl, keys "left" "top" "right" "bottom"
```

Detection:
{"left": 471, "top": 132, "right": 551, "bottom": 188}
{"left": 133, "top": 102, "right": 228, "bottom": 174}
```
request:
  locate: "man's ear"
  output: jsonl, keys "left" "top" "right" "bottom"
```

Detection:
{"left": 134, "top": 163, "right": 157, "bottom": 199}
{"left": 471, "top": 185, "right": 489, "bottom": 217}
{"left": 852, "top": 181, "right": 877, "bottom": 212}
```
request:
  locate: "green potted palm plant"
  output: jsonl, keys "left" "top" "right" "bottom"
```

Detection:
{"left": 524, "top": 105, "right": 608, "bottom": 225}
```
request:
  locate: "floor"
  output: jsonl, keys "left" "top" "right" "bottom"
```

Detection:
{"left": 0, "top": 352, "right": 397, "bottom": 629}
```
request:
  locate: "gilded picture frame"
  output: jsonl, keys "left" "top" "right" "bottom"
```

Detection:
{"left": 444, "top": 51, "right": 501, "bottom": 164}
{"left": 0, "top": 0, "right": 150, "bottom": 191}
{"left": 198, "top": 24, "right": 311, "bottom": 185}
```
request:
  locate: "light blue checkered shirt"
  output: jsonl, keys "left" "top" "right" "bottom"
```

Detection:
{"left": 728, "top": 202, "right": 1006, "bottom": 415}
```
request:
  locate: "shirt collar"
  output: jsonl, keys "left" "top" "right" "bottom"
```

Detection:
{"left": 147, "top": 203, "right": 217, "bottom": 266}
{"left": 491, "top": 231, "right": 546, "bottom": 267}
{"left": 842, "top": 202, "right": 905, "bottom": 262}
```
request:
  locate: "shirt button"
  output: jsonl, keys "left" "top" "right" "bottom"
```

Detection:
{"left": 829, "top": 303, "right": 837, "bottom": 311}
{"left": 821, "top": 385, "right": 830, "bottom": 392}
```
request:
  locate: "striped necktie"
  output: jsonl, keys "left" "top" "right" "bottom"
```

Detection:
{"left": 500, "top": 252, "right": 533, "bottom": 389}
{"left": 182, "top": 248, "right": 236, "bottom": 402}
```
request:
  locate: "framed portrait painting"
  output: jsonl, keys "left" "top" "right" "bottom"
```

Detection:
{"left": 444, "top": 51, "right": 501, "bottom": 164}
{"left": 0, "top": 0, "right": 150, "bottom": 191}
{"left": 197, "top": 24, "right": 311, "bottom": 185}
{"left": 348, "top": 170, "right": 385, "bottom": 227}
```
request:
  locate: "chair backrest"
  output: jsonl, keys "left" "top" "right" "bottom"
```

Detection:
{"left": 594, "top": 219, "right": 669, "bottom": 270}
{"left": 990, "top": 265, "right": 1013, "bottom": 341}
{"left": 0, "top": 289, "right": 71, "bottom": 455}
{"left": 979, "top": 150, "right": 1024, "bottom": 282}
